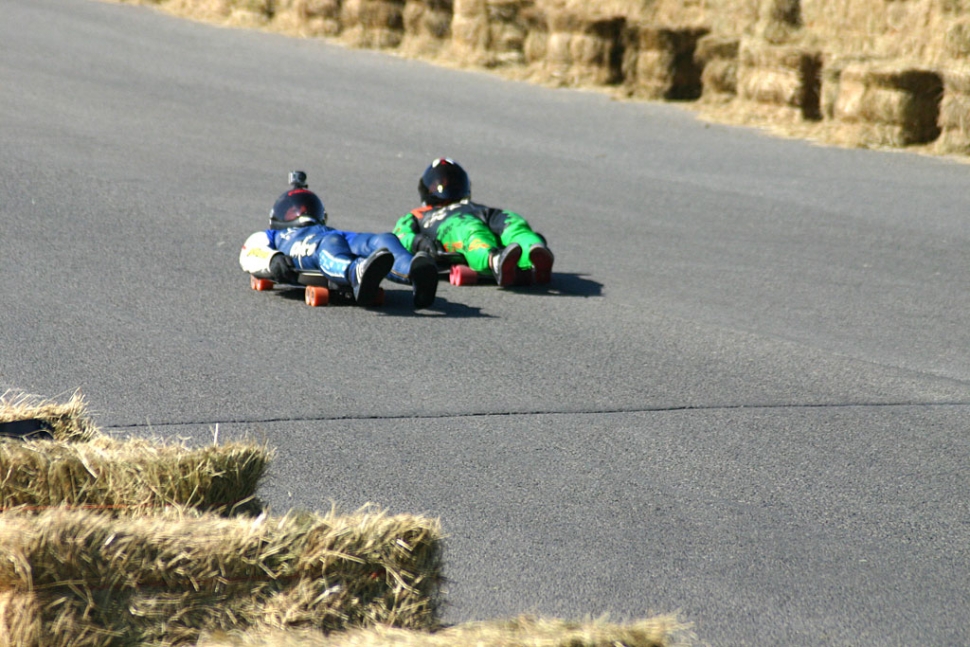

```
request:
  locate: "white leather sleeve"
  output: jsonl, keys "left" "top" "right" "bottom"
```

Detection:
{"left": 239, "top": 231, "right": 279, "bottom": 276}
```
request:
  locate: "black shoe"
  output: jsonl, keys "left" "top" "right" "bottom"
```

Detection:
{"left": 488, "top": 243, "right": 522, "bottom": 286}
{"left": 409, "top": 252, "right": 438, "bottom": 309}
{"left": 350, "top": 248, "right": 394, "bottom": 306}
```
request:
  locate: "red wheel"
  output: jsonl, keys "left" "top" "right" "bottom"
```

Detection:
{"left": 304, "top": 285, "right": 330, "bottom": 306}
{"left": 374, "top": 287, "right": 385, "bottom": 306}
{"left": 251, "top": 276, "right": 274, "bottom": 291}
{"left": 450, "top": 264, "right": 478, "bottom": 286}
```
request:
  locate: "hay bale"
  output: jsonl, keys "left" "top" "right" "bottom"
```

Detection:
{"left": 486, "top": 0, "right": 534, "bottom": 64}
{"left": 401, "top": 0, "right": 453, "bottom": 56}
{"left": 273, "top": 0, "right": 343, "bottom": 37}
{"left": 197, "top": 614, "right": 690, "bottom": 646}
{"left": 525, "top": 10, "right": 624, "bottom": 85}
{"left": 340, "top": 0, "right": 406, "bottom": 48}
{"left": 821, "top": 55, "right": 864, "bottom": 120}
{"left": 830, "top": 60, "right": 943, "bottom": 145}
{"left": 451, "top": 0, "right": 533, "bottom": 67}
{"left": 451, "top": 0, "right": 488, "bottom": 58}
{"left": 0, "top": 507, "right": 443, "bottom": 647}
{"left": 737, "top": 37, "right": 821, "bottom": 119}
{"left": 623, "top": 25, "right": 710, "bottom": 100}
{"left": 0, "top": 436, "right": 270, "bottom": 515}
{"left": 936, "top": 64, "right": 970, "bottom": 154}
{"left": 695, "top": 36, "right": 739, "bottom": 98}
{"left": 0, "top": 391, "right": 99, "bottom": 443}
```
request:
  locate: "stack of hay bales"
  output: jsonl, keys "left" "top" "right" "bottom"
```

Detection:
{"left": 524, "top": 8, "right": 625, "bottom": 86}
{"left": 623, "top": 25, "right": 709, "bottom": 101}
{"left": 110, "top": 0, "right": 970, "bottom": 158}
{"left": 0, "top": 393, "right": 445, "bottom": 645}
{"left": 736, "top": 38, "right": 822, "bottom": 119}
{"left": 732, "top": 0, "right": 822, "bottom": 120}
{"left": 0, "top": 507, "right": 442, "bottom": 646}
{"left": 825, "top": 60, "right": 943, "bottom": 146}
{"left": 0, "top": 391, "right": 688, "bottom": 646}
{"left": 0, "top": 392, "right": 269, "bottom": 515}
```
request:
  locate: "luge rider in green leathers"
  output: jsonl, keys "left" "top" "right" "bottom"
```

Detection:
{"left": 392, "top": 158, "right": 554, "bottom": 286}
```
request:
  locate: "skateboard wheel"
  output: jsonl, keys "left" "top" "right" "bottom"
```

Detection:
{"left": 304, "top": 285, "right": 330, "bottom": 307}
{"left": 251, "top": 276, "right": 274, "bottom": 291}
{"left": 374, "top": 287, "right": 385, "bottom": 306}
{"left": 450, "top": 264, "right": 478, "bottom": 286}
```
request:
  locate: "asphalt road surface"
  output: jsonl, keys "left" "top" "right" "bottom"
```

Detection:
{"left": 3, "top": 1, "right": 969, "bottom": 644}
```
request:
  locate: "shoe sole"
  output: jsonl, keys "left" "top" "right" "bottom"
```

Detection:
{"left": 495, "top": 244, "right": 522, "bottom": 286}
{"left": 356, "top": 252, "right": 395, "bottom": 306}
{"left": 410, "top": 255, "right": 438, "bottom": 309}
{"left": 529, "top": 246, "right": 554, "bottom": 284}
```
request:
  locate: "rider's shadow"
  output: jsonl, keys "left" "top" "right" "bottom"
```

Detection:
{"left": 513, "top": 273, "right": 603, "bottom": 298}
{"left": 379, "top": 292, "right": 492, "bottom": 318}
{"left": 281, "top": 272, "right": 602, "bottom": 316}
{"left": 404, "top": 273, "right": 603, "bottom": 313}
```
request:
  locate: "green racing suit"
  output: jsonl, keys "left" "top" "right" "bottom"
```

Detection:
{"left": 393, "top": 199, "right": 545, "bottom": 274}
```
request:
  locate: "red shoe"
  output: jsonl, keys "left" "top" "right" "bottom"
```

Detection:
{"left": 529, "top": 245, "right": 554, "bottom": 284}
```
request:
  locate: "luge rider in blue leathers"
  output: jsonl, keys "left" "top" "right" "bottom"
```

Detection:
{"left": 240, "top": 171, "right": 437, "bottom": 308}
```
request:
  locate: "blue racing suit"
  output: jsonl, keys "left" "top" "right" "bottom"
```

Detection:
{"left": 241, "top": 224, "right": 415, "bottom": 285}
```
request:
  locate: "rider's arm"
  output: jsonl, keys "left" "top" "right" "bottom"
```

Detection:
{"left": 239, "top": 231, "right": 279, "bottom": 277}
{"left": 392, "top": 213, "right": 420, "bottom": 253}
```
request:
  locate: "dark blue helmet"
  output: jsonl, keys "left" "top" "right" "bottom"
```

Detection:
{"left": 270, "top": 171, "right": 326, "bottom": 229}
{"left": 418, "top": 158, "right": 471, "bottom": 206}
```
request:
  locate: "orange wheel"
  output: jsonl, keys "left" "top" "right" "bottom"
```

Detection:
{"left": 304, "top": 285, "right": 330, "bottom": 307}
{"left": 450, "top": 265, "right": 478, "bottom": 286}
{"left": 251, "top": 276, "right": 275, "bottom": 291}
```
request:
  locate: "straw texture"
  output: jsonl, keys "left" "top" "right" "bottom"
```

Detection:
{"left": 0, "top": 507, "right": 443, "bottom": 647}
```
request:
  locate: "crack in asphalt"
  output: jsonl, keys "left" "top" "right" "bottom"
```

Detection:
{"left": 102, "top": 399, "right": 970, "bottom": 430}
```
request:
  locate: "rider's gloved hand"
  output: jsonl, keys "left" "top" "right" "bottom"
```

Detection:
{"left": 413, "top": 234, "right": 439, "bottom": 255}
{"left": 269, "top": 253, "right": 298, "bottom": 284}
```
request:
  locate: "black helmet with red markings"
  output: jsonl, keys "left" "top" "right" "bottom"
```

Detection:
{"left": 418, "top": 158, "right": 471, "bottom": 206}
{"left": 270, "top": 171, "right": 326, "bottom": 229}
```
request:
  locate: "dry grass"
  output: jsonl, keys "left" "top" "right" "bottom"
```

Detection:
{"left": 198, "top": 614, "right": 693, "bottom": 646}
{"left": 0, "top": 506, "right": 443, "bottom": 646}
